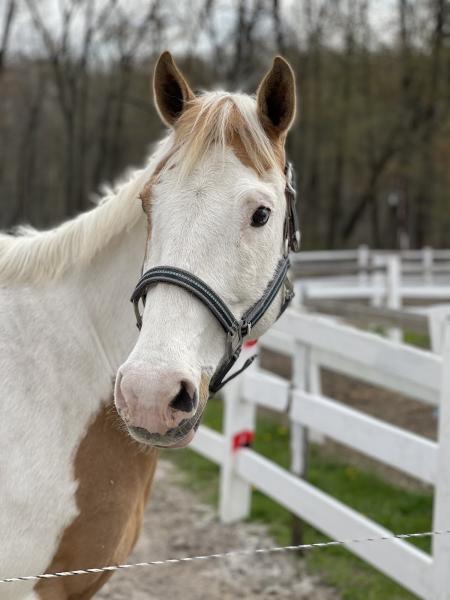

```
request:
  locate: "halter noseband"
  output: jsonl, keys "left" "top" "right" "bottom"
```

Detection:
{"left": 131, "top": 162, "right": 301, "bottom": 394}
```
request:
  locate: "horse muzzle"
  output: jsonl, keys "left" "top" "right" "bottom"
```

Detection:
{"left": 127, "top": 421, "right": 198, "bottom": 448}
{"left": 114, "top": 363, "right": 207, "bottom": 448}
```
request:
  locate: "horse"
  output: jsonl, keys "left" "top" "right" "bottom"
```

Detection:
{"left": 0, "top": 51, "right": 297, "bottom": 599}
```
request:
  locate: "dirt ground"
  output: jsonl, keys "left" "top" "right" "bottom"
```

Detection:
{"left": 97, "top": 460, "right": 338, "bottom": 600}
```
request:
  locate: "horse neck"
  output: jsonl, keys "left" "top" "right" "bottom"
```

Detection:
{"left": 72, "top": 215, "right": 147, "bottom": 379}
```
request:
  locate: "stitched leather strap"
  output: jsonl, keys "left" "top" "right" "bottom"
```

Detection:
{"left": 130, "top": 257, "right": 290, "bottom": 393}
{"left": 131, "top": 267, "right": 239, "bottom": 334}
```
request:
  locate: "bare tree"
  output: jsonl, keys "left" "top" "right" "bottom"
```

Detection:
{"left": 24, "top": 0, "right": 79, "bottom": 213}
{"left": 413, "top": 0, "right": 447, "bottom": 246}
{"left": 229, "top": 0, "right": 265, "bottom": 87}
{"left": 271, "top": 0, "right": 285, "bottom": 54}
{"left": 327, "top": 0, "right": 355, "bottom": 248}
{"left": 302, "top": 0, "right": 327, "bottom": 244}
{"left": 13, "top": 74, "right": 47, "bottom": 225}
{"left": 2, "top": 0, "right": 450, "bottom": 248}
{"left": 107, "top": 0, "right": 162, "bottom": 178}
{"left": 0, "top": 0, "right": 16, "bottom": 76}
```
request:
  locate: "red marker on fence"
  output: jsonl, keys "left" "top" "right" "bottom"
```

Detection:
{"left": 232, "top": 430, "right": 254, "bottom": 451}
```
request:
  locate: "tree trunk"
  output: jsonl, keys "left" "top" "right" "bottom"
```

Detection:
{"left": 0, "top": 0, "right": 15, "bottom": 76}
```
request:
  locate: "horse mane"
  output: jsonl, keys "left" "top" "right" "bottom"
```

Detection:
{"left": 0, "top": 91, "right": 281, "bottom": 285}
{"left": 0, "top": 137, "right": 172, "bottom": 284}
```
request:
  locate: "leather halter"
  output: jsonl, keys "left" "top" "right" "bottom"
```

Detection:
{"left": 131, "top": 162, "right": 301, "bottom": 394}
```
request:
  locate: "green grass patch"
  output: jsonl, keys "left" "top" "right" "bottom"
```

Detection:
{"left": 371, "top": 327, "right": 430, "bottom": 350}
{"left": 165, "top": 398, "right": 433, "bottom": 600}
{"left": 403, "top": 330, "right": 430, "bottom": 350}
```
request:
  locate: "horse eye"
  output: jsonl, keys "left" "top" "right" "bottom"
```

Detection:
{"left": 251, "top": 206, "right": 271, "bottom": 227}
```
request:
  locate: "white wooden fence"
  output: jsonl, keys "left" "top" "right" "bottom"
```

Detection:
{"left": 191, "top": 308, "right": 450, "bottom": 599}
{"left": 292, "top": 246, "right": 450, "bottom": 274}
{"left": 292, "top": 247, "right": 450, "bottom": 311}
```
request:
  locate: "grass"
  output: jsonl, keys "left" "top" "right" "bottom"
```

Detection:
{"left": 165, "top": 398, "right": 433, "bottom": 600}
{"left": 372, "top": 327, "right": 430, "bottom": 350}
{"left": 403, "top": 330, "right": 430, "bottom": 350}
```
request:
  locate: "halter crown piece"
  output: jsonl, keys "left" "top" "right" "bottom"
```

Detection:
{"left": 131, "top": 161, "right": 301, "bottom": 394}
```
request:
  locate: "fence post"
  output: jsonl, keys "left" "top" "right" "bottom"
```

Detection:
{"left": 428, "top": 306, "right": 450, "bottom": 354}
{"left": 308, "top": 349, "right": 325, "bottom": 444}
{"left": 290, "top": 341, "right": 309, "bottom": 545}
{"left": 432, "top": 318, "right": 450, "bottom": 600}
{"left": 293, "top": 280, "right": 305, "bottom": 307}
{"left": 219, "top": 358, "right": 256, "bottom": 523}
{"left": 385, "top": 254, "right": 402, "bottom": 342}
{"left": 371, "top": 254, "right": 385, "bottom": 308}
{"left": 357, "top": 244, "right": 370, "bottom": 285}
{"left": 423, "top": 246, "right": 434, "bottom": 284}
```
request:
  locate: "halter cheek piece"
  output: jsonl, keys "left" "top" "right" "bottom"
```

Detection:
{"left": 131, "top": 161, "right": 301, "bottom": 394}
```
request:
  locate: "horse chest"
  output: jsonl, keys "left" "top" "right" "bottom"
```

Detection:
{"left": 0, "top": 391, "right": 157, "bottom": 600}
{"left": 33, "top": 403, "right": 158, "bottom": 599}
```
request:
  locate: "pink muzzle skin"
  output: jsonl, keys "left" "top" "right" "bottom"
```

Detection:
{"left": 114, "top": 363, "right": 206, "bottom": 448}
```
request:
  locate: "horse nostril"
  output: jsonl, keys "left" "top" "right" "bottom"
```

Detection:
{"left": 169, "top": 382, "right": 196, "bottom": 413}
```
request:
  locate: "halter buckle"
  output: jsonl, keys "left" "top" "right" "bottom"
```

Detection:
{"left": 240, "top": 320, "right": 251, "bottom": 337}
{"left": 226, "top": 319, "right": 249, "bottom": 359}
{"left": 227, "top": 329, "right": 241, "bottom": 358}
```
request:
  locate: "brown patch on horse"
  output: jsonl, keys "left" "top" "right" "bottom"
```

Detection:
{"left": 35, "top": 402, "right": 158, "bottom": 600}
{"left": 226, "top": 108, "right": 285, "bottom": 173}
{"left": 139, "top": 91, "right": 288, "bottom": 218}
{"left": 174, "top": 95, "right": 285, "bottom": 177}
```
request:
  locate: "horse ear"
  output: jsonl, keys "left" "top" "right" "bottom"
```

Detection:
{"left": 153, "top": 51, "right": 195, "bottom": 127}
{"left": 256, "top": 56, "right": 296, "bottom": 138}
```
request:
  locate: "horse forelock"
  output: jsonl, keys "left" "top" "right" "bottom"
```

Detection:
{"left": 138, "top": 91, "right": 286, "bottom": 217}
{"left": 174, "top": 92, "right": 285, "bottom": 178}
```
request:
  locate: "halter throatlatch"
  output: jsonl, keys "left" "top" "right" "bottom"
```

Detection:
{"left": 131, "top": 161, "right": 301, "bottom": 394}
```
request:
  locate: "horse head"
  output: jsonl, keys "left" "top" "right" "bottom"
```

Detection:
{"left": 115, "top": 51, "right": 297, "bottom": 448}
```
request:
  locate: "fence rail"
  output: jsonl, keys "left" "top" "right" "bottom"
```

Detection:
{"left": 191, "top": 308, "right": 450, "bottom": 599}
{"left": 303, "top": 298, "right": 430, "bottom": 334}
{"left": 291, "top": 246, "right": 450, "bottom": 265}
{"left": 291, "top": 389, "right": 438, "bottom": 484}
{"left": 291, "top": 247, "right": 450, "bottom": 346}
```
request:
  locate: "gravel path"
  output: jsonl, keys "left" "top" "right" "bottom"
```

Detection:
{"left": 97, "top": 460, "right": 338, "bottom": 599}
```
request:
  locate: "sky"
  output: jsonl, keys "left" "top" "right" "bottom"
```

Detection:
{"left": 1, "top": 0, "right": 400, "bottom": 60}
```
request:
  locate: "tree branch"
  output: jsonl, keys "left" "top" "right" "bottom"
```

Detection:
{"left": 0, "top": 0, "right": 16, "bottom": 75}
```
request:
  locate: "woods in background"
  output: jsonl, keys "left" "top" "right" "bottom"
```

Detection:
{"left": 0, "top": 0, "right": 449, "bottom": 249}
